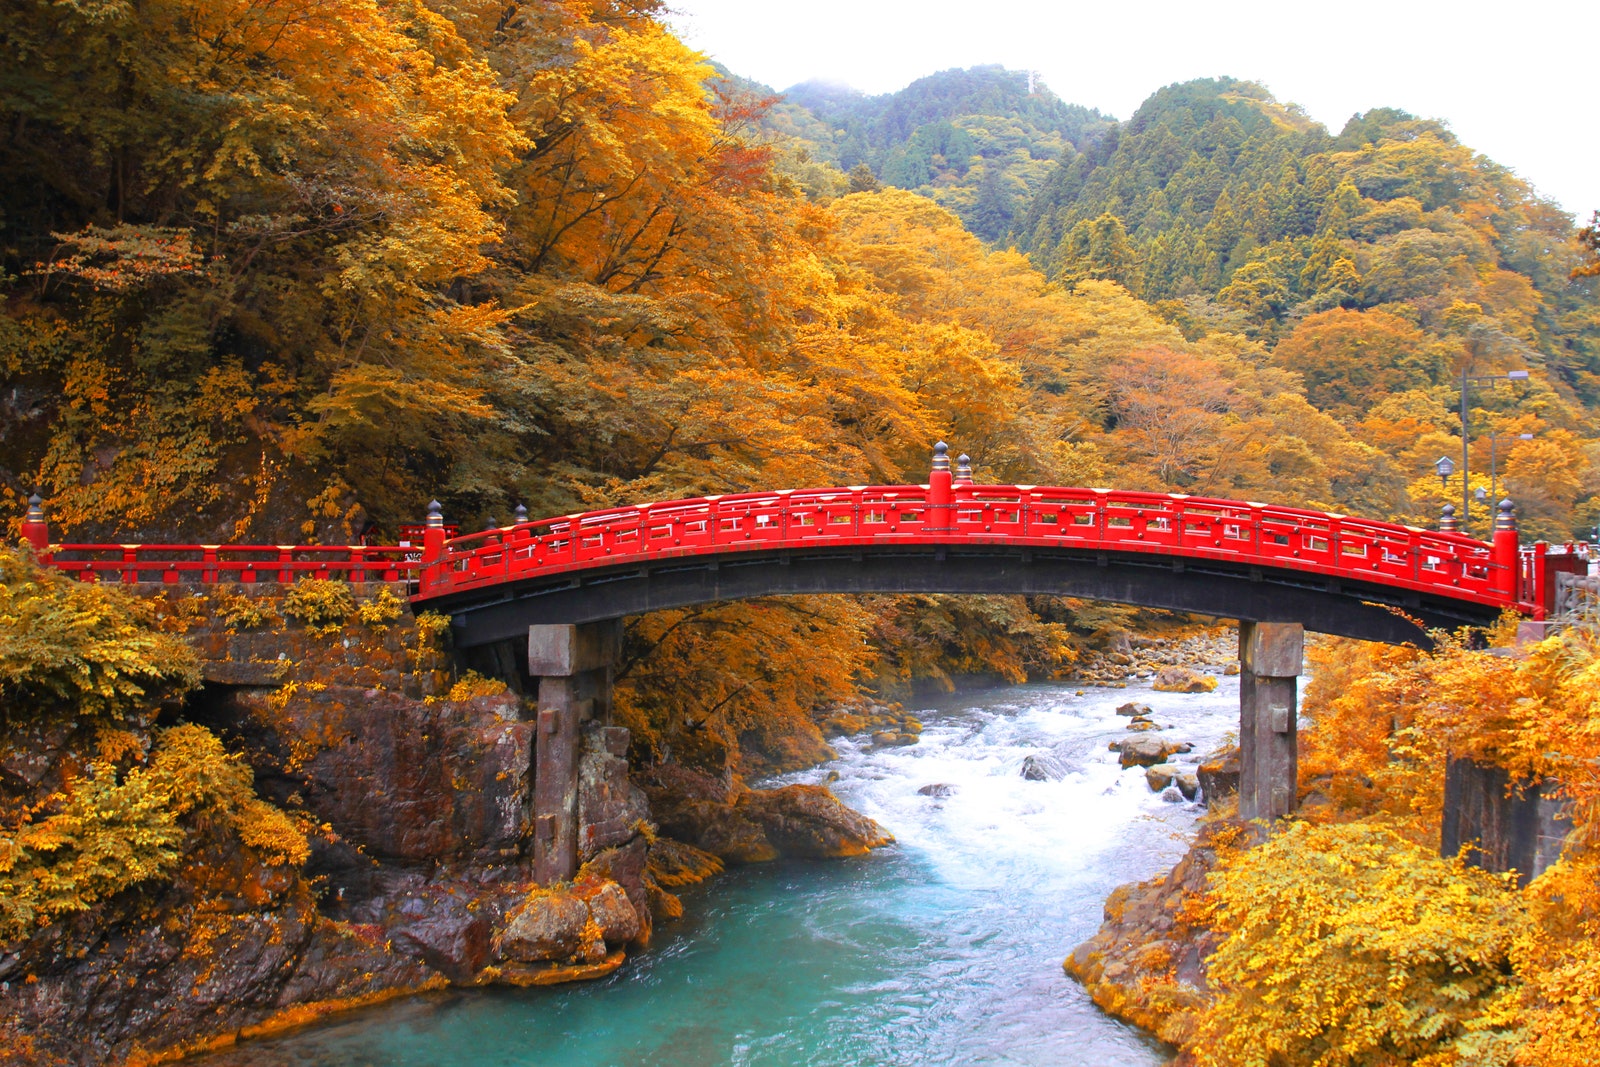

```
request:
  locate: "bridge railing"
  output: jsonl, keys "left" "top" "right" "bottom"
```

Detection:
{"left": 414, "top": 483, "right": 1531, "bottom": 613}
{"left": 37, "top": 544, "right": 417, "bottom": 584}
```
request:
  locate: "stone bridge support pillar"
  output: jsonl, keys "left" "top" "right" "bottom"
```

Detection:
{"left": 1238, "top": 621, "right": 1303, "bottom": 820}
{"left": 528, "top": 620, "right": 622, "bottom": 884}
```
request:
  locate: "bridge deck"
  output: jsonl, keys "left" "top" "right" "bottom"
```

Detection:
{"left": 29, "top": 482, "right": 1579, "bottom": 646}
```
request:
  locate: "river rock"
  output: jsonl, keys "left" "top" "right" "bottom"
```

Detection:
{"left": 736, "top": 785, "right": 893, "bottom": 858}
{"left": 917, "top": 783, "right": 956, "bottom": 797}
{"left": 651, "top": 796, "right": 778, "bottom": 864}
{"left": 872, "top": 730, "right": 917, "bottom": 747}
{"left": 1020, "top": 753, "right": 1067, "bottom": 781}
{"left": 1152, "top": 667, "right": 1218, "bottom": 694}
{"left": 1145, "top": 764, "right": 1179, "bottom": 792}
{"left": 1197, "top": 745, "right": 1241, "bottom": 804}
{"left": 1117, "top": 736, "right": 1194, "bottom": 768}
{"left": 582, "top": 880, "right": 644, "bottom": 945}
{"left": 1126, "top": 720, "right": 1161, "bottom": 732}
{"left": 495, "top": 889, "right": 593, "bottom": 962}
{"left": 1175, "top": 770, "right": 1199, "bottom": 800}
{"left": 1223, "top": 663, "right": 1241, "bottom": 676}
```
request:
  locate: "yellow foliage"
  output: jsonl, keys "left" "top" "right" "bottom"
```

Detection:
{"left": 1190, "top": 821, "right": 1527, "bottom": 1067}
{"left": 281, "top": 579, "right": 355, "bottom": 637}
{"left": 0, "top": 724, "right": 309, "bottom": 946}
{"left": 617, "top": 596, "right": 875, "bottom": 776}
{"left": 445, "top": 671, "right": 508, "bottom": 702}
{"left": 356, "top": 587, "right": 404, "bottom": 630}
{"left": 213, "top": 591, "right": 279, "bottom": 632}
{"left": 1289, "top": 625, "right": 1600, "bottom": 1063}
{"left": 0, "top": 760, "right": 184, "bottom": 943}
{"left": 0, "top": 545, "right": 200, "bottom": 723}
{"left": 1297, "top": 636, "right": 1442, "bottom": 839}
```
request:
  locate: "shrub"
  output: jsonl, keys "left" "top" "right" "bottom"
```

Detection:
{"left": 1188, "top": 821, "right": 1526, "bottom": 1067}
{"left": 414, "top": 611, "right": 451, "bottom": 645}
{"left": 214, "top": 591, "right": 279, "bottom": 632}
{"left": 0, "top": 760, "right": 184, "bottom": 943}
{"left": 0, "top": 545, "right": 200, "bottom": 724}
{"left": 357, "top": 586, "right": 404, "bottom": 629}
{"left": 445, "top": 670, "right": 509, "bottom": 702}
{"left": 281, "top": 578, "right": 355, "bottom": 636}
{"left": 0, "top": 724, "right": 309, "bottom": 945}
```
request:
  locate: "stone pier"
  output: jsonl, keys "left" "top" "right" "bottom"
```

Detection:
{"left": 528, "top": 620, "right": 622, "bottom": 884}
{"left": 1238, "top": 620, "right": 1303, "bottom": 820}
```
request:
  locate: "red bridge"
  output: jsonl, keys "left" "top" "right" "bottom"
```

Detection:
{"left": 16, "top": 443, "right": 1589, "bottom": 835}
{"left": 20, "top": 444, "right": 1582, "bottom": 648}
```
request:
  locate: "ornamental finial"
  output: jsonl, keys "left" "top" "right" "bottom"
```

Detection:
{"left": 1495, "top": 498, "right": 1517, "bottom": 532}
{"left": 1438, "top": 503, "right": 1458, "bottom": 533}
{"left": 955, "top": 454, "right": 973, "bottom": 485}
{"left": 931, "top": 441, "right": 950, "bottom": 473}
{"left": 426, "top": 500, "right": 444, "bottom": 528}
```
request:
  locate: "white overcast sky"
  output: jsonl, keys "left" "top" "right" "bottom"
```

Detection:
{"left": 666, "top": 0, "right": 1596, "bottom": 221}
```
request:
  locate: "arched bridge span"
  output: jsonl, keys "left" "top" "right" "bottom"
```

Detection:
{"left": 413, "top": 481, "right": 1554, "bottom": 649}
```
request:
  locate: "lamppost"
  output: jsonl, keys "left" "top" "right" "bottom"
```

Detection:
{"left": 1435, "top": 455, "right": 1455, "bottom": 486}
{"left": 1471, "top": 430, "right": 1534, "bottom": 515}
{"left": 1460, "top": 368, "right": 1529, "bottom": 533}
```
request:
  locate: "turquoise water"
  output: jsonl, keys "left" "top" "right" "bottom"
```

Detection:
{"left": 196, "top": 679, "right": 1239, "bottom": 1067}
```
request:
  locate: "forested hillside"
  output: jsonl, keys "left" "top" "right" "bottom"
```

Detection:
{"left": 770, "top": 65, "right": 1109, "bottom": 240}
{"left": 764, "top": 73, "right": 1600, "bottom": 543}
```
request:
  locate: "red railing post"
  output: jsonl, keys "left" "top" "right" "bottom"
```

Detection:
{"left": 927, "top": 442, "right": 954, "bottom": 533}
{"left": 1491, "top": 498, "right": 1520, "bottom": 603}
{"left": 20, "top": 494, "right": 49, "bottom": 559}
{"left": 350, "top": 545, "right": 366, "bottom": 583}
{"left": 420, "top": 500, "right": 446, "bottom": 594}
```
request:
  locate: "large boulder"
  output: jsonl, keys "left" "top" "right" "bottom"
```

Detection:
{"left": 737, "top": 785, "right": 893, "bottom": 859}
{"left": 1145, "top": 764, "right": 1179, "bottom": 792}
{"left": 493, "top": 876, "right": 644, "bottom": 973}
{"left": 1117, "top": 736, "right": 1194, "bottom": 768}
{"left": 1197, "top": 746, "right": 1241, "bottom": 804}
{"left": 1152, "top": 668, "right": 1218, "bottom": 694}
{"left": 648, "top": 782, "right": 892, "bottom": 864}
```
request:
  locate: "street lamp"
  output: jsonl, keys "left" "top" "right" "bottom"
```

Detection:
{"left": 1482, "top": 429, "right": 1534, "bottom": 508}
{"left": 1459, "top": 368, "right": 1530, "bottom": 533}
{"left": 1435, "top": 456, "right": 1455, "bottom": 486}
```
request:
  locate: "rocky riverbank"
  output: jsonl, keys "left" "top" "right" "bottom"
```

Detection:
{"left": 0, "top": 590, "right": 890, "bottom": 1067}
{"left": 1069, "top": 628, "right": 1239, "bottom": 687}
{"left": 1062, "top": 818, "right": 1243, "bottom": 1053}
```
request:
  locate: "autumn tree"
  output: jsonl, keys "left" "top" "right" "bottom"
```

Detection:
{"left": 1271, "top": 309, "right": 1445, "bottom": 419}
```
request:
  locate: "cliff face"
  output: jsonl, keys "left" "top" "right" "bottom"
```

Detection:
{"left": 0, "top": 592, "right": 655, "bottom": 1065}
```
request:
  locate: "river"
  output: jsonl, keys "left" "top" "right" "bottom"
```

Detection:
{"left": 196, "top": 677, "right": 1240, "bottom": 1067}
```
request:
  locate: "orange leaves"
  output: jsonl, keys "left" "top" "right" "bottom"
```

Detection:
{"left": 1271, "top": 309, "right": 1441, "bottom": 419}
{"left": 32, "top": 226, "right": 209, "bottom": 293}
{"left": 616, "top": 596, "right": 876, "bottom": 776}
